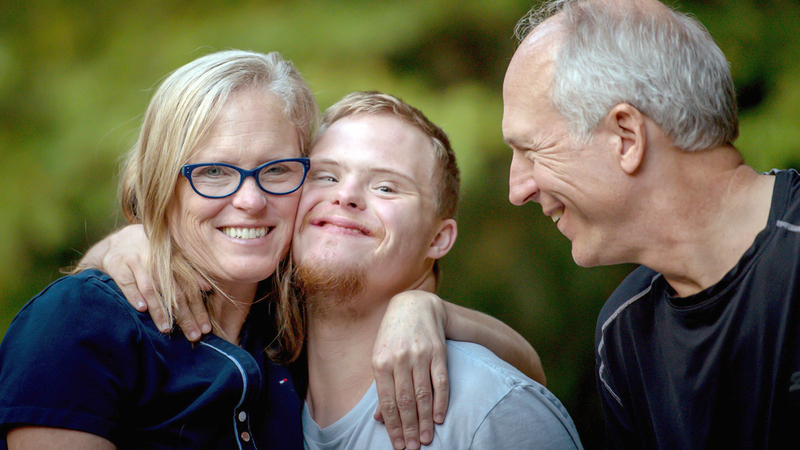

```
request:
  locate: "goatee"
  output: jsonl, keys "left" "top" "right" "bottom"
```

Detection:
{"left": 294, "top": 256, "right": 367, "bottom": 319}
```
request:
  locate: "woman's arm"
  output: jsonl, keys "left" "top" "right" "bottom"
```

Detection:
{"left": 7, "top": 427, "right": 116, "bottom": 450}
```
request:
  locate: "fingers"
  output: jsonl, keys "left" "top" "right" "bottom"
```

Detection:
{"left": 374, "top": 349, "right": 439, "bottom": 450}
{"left": 94, "top": 224, "right": 174, "bottom": 332}
{"left": 173, "top": 288, "right": 202, "bottom": 342}
{"left": 187, "top": 295, "right": 212, "bottom": 336}
{"left": 393, "top": 365, "right": 421, "bottom": 450}
{"left": 109, "top": 261, "right": 148, "bottom": 312}
{"left": 430, "top": 346, "right": 450, "bottom": 425}
{"left": 372, "top": 291, "right": 451, "bottom": 449}
{"left": 130, "top": 263, "right": 171, "bottom": 333}
{"left": 373, "top": 358, "right": 407, "bottom": 450}
{"left": 104, "top": 255, "right": 171, "bottom": 333}
{"left": 191, "top": 273, "right": 213, "bottom": 335}
{"left": 412, "top": 359, "right": 435, "bottom": 445}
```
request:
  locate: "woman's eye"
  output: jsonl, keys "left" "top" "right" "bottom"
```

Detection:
{"left": 204, "top": 167, "right": 222, "bottom": 176}
{"left": 264, "top": 165, "right": 288, "bottom": 175}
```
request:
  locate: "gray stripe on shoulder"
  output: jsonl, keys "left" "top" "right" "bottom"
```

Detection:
{"left": 597, "top": 274, "right": 659, "bottom": 407}
{"left": 777, "top": 220, "right": 800, "bottom": 233}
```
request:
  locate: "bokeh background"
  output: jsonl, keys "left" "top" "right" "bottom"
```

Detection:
{"left": 1, "top": 0, "right": 799, "bottom": 447}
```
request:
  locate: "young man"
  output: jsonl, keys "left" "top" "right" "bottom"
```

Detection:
{"left": 504, "top": 0, "right": 800, "bottom": 447}
{"left": 295, "top": 91, "right": 582, "bottom": 449}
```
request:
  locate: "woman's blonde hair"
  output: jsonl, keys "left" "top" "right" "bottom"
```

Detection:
{"left": 119, "top": 50, "right": 317, "bottom": 361}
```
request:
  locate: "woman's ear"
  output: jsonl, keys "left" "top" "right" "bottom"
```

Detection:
{"left": 605, "top": 103, "right": 647, "bottom": 175}
{"left": 427, "top": 218, "right": 457, "bottom": 260}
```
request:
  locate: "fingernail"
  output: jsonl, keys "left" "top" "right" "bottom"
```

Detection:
{"left": 160, "top": 323, "right": 171, "bottom": 333}
{"left": 137, "top": 302, "right": 146, "bottom": 310}
{"left": 393, "top": 438, "right": 404, "bottom": 449}
{"left": 408, "top": 438, "right": 419, "bottom": 450}
{"left": 421, "top": 431, "right": 431, "bottom": 444}
{"left": 435, "top": 413, "right": 444, "bottom": 423}
{"left": 189, "top": 331, "right": 200, "bottom": 341}
{"left": 201, "top": 324, "right": 212, "bottom": 334}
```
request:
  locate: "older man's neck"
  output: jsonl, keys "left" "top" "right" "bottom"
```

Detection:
{"left": 635, "top": 146, "right": 775, "bottom": 297}
{"left": 304, "top": 294, "right": 390, "bottom": 428}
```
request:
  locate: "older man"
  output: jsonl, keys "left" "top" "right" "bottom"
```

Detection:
{"left": 296, "top": 91, "right": 582, "bottom": 449}
{"left": 503, "top": 0, "right": 800, "bottom": 448}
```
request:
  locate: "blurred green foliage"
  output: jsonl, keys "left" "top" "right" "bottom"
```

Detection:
{"left": 1, "top": 0, "right": 798, "bottom": 447}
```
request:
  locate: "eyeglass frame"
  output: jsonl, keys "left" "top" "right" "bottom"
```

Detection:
{"left": 180, "top": 158, "right": 311, "bottom": 199}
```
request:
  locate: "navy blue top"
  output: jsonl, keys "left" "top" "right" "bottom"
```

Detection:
{"left": 0, "top": 269, "right": 304, "bottom": 449}
{"left": 595, "top": 170, "right": 800, "bottom": 449}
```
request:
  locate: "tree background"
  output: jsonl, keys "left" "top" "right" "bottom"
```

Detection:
{"left": 1, "top": 0, "right": 798, "bottom": 447}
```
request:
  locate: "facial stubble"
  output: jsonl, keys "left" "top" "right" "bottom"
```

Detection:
{"left": 294, "top": 254, "right": 368, "bottom": 320}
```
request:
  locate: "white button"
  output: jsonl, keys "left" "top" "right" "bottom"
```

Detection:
{"left": 238, "top": 411, "right": 247, "bottom": 422}
{"left": 241, "top": 431, "right": 251, "bottom": 442}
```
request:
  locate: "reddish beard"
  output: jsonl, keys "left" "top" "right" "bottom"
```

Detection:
{"left": 294, "top": 257, "right": 367, "bottom": 319}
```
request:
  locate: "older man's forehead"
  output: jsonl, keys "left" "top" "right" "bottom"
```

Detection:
{"left": 503, "top": 32, "right": 556, "bottom": 118}
{"left": 506, "top": 13, "right": 561, "bottom": 92}
{"left": 518, "top": 14, "right": 565, "bottom": 54}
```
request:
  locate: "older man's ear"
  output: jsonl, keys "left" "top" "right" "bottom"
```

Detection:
{"left": 605, "top": 103, "right": 648, "bottom": 176}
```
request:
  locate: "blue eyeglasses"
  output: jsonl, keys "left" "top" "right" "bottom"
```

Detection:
{"left": 181, "top": 158, "right": 310, "bottom": 199}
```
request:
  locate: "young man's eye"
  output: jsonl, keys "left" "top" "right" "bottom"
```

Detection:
{"left": 310, "top": 172, "right": 336, "bottom": 182}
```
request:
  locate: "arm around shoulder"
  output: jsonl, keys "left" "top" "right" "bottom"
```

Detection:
{"left": 443, "top": 300, "right": 546, "bottom": 385}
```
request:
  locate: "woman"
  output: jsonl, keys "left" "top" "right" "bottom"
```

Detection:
{"left": 0, "top": 50, "right": 318, "bottom": 449}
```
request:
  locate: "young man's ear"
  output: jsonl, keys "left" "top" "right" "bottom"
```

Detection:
{"left": 427, "top": 218, "right": 457, "bottom": 260}
{"left": 604, "top": 103, "right": 647, "bottom": 175}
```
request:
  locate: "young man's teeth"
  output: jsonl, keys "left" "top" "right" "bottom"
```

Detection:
{"left": 222, "top": 227, "right": 267, "bottom": 239}
{"left": 551, "top": 210, "right": 564, "bottom": 223}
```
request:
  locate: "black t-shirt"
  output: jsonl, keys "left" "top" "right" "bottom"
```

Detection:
{"left": 596, "top": 170, "right": 800, "bottom": 449}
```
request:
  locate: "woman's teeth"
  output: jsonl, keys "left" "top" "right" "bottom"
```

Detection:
{"left": 222, "top": 227, "right": 268, "bottom": 239}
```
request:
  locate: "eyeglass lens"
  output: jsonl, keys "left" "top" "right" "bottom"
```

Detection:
{"left": 189, "top": 161, "right": 306, "bottom": 197}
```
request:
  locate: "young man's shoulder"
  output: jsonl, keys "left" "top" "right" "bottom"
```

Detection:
{"left": 445, "top": 340, "right": 560, "bottom": 405}
{"left": 446, "top": 341, "right": 536, "bottom": 386}
{"left": 441, "top": 341, "right": 583, "bottom": 449}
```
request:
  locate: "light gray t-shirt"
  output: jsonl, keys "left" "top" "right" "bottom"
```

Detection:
{"left": 303, "top": 341, "right": 583, "bottom": 449}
